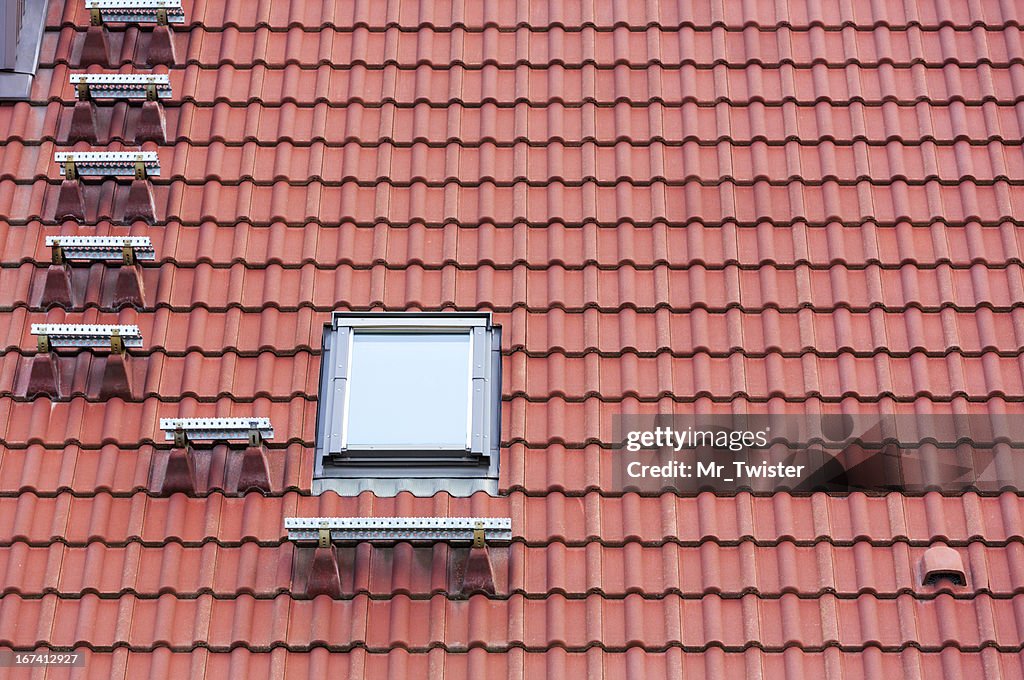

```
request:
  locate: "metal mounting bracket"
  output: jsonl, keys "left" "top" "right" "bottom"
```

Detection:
{"left": 159, "top": 417, "right": 276, "bottom": 444}
{"left": 45, "top": 236, "right": 155, "bottom": 263}
{"left": 70, "top": 74, "right": 172, "bottom": 100}
{"left": 54, "top": 151, "right": 160, "bottom": 178}
{"left": 318, "top": 526, "right": 331, "bottom": 549}
{"left": 285, "top": 517, "right": 513, "bottom": 545}
{"left": 30, "top": 324, "right": 143, "bottom": 352}
{"left": 84, "top": 0, "right": 185, "bottom": 24}
{"left": 109, "top": 328, "right": 124, "bottom": 354}
{"left": 472, "top": 521, "right": 486, "bottom": 548}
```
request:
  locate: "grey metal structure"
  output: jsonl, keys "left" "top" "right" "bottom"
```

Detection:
{"left": 70, "top": 73, "right": 171, "bottom": 100}
{"left": 85, "top": 0, "right": 185, "bottom": 23}
{"left": 0, "top": 0, "right": 23, "bottom": 70}
{"left": 46, "top": 235, "right": 155, "bottom": 263}
{"left": 285, "top": 517, "right": 513, "bottom": 548}
{"left": 55, "top": 151, "right": 160, "bottom": 178}
{"left": 31, "top": 323, "right": 143, "bottom": 352}
{"left": 159, "top": 417, "right": 275, "bottom": 446}
{"left": 314, "top": 312, "right": 502, "bottom": 497}
{"left": 0, "top": 0, "right": 48, "bottom": 100}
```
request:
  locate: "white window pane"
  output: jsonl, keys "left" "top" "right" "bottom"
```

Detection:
{"left": 346, "top": 332, "right": 471, "bottom": 448}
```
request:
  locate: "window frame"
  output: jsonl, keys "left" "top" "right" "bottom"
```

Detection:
{"left": 314, "top": 312, "right": 502, "bottom": 495}
{"left": 0, "top": 0, "right": 48, "bottom": 100}
{"left": 0, "top": 0, "right": 22, "bottom": 71}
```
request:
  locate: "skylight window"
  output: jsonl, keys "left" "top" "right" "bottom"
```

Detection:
{"left": 345, "top": 333, "right": 472, "bottom": 449}
{"left": 314, "top": 312, "right": 502, "bottom": 497}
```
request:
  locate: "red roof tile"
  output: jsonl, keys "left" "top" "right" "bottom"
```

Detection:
{"left": 2, "top": 0, "right": 1024, "bottom": 676}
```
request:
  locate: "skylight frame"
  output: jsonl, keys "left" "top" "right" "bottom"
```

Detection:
{"left": 314, "top": 312, "right": 502, "bottom": 496}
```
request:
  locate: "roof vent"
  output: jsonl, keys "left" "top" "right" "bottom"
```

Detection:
{"left": 921, "top": 544, "right": 967, "bottom": 586}
{"left": 32, "top": 323, "right": 142, "bottom": 354}
{"left": 55, "top": 151, "right": 160, "bottom": 179}
{"left": 71, "top": 73, "right": 171, "bottom": 100}
{"left": 160, "top": 417, "right": 275, "bottom": 447}
{"left": 285, "top": 517, "right": 513, "bottom": 548}
{"left": 85, "top": 0, "right": 185, "bottom": 24}
{"left": 47, "top": 235, "right": 155, "bottom": 265}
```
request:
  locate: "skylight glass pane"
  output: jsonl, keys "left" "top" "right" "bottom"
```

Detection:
{"left": 345, "top": 332, "right": 472, "bottom": 448}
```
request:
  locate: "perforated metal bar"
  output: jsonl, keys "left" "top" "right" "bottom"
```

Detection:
{"left": 54, "top": 151, "right": 160, "bottom": 178}
{"left": 285, "top": 517, "right": 513, "bottom": 544}
{"left": 70, "top": 74, "right": 171, "bottom": 100}
{"left": 159, "top": 417, "right": 275, "bottom": 443}
{"left": 30, "top": 324, "right": 143, "bottom": 350}
{"left": 46, "top": 236, "right": 155, "bottom": 262}
{"left": 84, "top": 0, "right": 185, "bottom": 23}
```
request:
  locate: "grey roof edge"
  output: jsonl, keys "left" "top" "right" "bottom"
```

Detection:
{"left": 0, "top": 0, "right": 49, "bottom": 100}
{"left": 312, "top": 476, "right": 500, "bottom": 498}
{"left": 325, "top": 310, "right": 494, "bottom": 327}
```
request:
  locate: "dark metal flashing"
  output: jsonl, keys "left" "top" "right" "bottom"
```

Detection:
{"left": 0, "top": 0, "right": 48, "bottom": 100}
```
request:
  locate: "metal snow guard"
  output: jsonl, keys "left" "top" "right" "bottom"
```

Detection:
{"left": 85, "top": 0, "right": 185, "bottom": 23}
{"left": 55, "top": 151, "right": 160, "bottom": 178}
{"left": 70, "top": 73, "right": 172, "bottom": 99}
{"left": 159, "top": 417, "right": 275, "bottom": 443}
{"left": 285, "top": 517, "right": 513, "bottom": 545}
{"left": 46, "top": 236, "right": 155, "bottom": 262}
{"left": 31, "top": 324, "right": 143, "bottom": 349}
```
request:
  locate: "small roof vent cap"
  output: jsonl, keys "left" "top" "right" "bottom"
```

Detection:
{"left": 920, "top": 544, "right": 966, "bottom": 587}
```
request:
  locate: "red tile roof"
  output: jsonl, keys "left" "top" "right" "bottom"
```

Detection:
{"left": 2, "top": 0, "right": 1024, "bottom": 676}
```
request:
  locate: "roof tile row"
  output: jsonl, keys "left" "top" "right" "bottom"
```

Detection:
{"left": 9, "top": 220, "right": 1024, "bottom": 269}
{"left": 42, "top": 25, "right": 1024, "bottom": 70}
{"left": 1, "top": 439, "right": 1020, "bottom": 498}
{"left": 9, "top": 179, "right": 1024, "bottom": 225}
{"left": 5, "top": 352, "right": 319, "bottom": 401}
{"left": 5, "top": 306, "right": 1024, "bottom": 356}
{"left": 30, "top": 62, "right": 1024, "bottom": 106}
{"left": 1, "top": 490, "right": 1022, "bottom": 545}
{"left": 2, "top": 397, "right": 1021, "bottom": 447}
{"left": 0, "top": 443, "right": 311, "bottom": 496}
{"left": 34, "top": 647, "right": 1024, "bottom": 680}
{"left": 3, "top": 591, "right": 1023, "bottom": 651}
{"left": 7, "top": 351, "right": 1024, "bottom": 402}
{"left": 46, "top": 0, "right": 1024, "bottom": 31}
{"left": 1, "top": 539, "right": 1020, "bottom": 598}
{"left": 8, "top": 262, "right": 1024, "bottom": 311}
{"left": 14, "top": 100, "right": 1024, "bottom": 146}
{"left": 15, "top": 139, "right": 1024, "bottom": 184}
